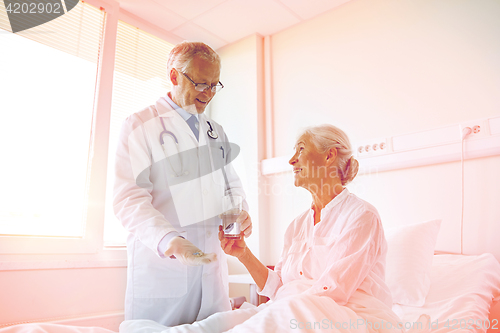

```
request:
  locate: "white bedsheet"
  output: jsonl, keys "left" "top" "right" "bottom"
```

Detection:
{"left": 120, "top": 290, "right": 420, "bottom": 333}
{"left": 0, "top": 292, "right": 421, "bottom": 333}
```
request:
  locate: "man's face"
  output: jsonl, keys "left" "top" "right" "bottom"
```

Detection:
{"left": 172, "top": 56, "right": 220, "bottom": 114}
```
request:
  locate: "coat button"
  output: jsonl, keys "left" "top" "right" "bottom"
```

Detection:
{"left": 323, "top": 286, "right": 328, "bottom": 290}
{"left": 299, "top": 271, "right": 303, "bottom": 275}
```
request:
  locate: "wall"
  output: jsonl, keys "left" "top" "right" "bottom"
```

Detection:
{"left": 0, "top": 265, "right": 126, "bottom": 328}
{"left": 262, "top": 0, "right": 500, "bottom": 265}
{"left": 271, "top": 0, "right": 500, "bottom": 151}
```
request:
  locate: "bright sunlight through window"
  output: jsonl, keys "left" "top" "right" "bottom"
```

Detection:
{"left": 0, "top": 3, "right": 103, "bottom": 237}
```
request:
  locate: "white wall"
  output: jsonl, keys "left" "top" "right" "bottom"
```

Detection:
{"left": 0, "top": 266, "right": 126, "bottom": 328}
{"left": 271, "top": 0, "right": 500, "bottom": 153}
{"left": 261, "top": 0, "right": 500, "bottom": 265}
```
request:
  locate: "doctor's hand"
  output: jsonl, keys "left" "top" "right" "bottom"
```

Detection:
{"left": 218, "top": 225, "right": 248, "bottom": 259}
{"left": 164, "top": 237, "right": 217, "bottom": 266}
{"left": 238, "top": 210, "right": 252, "bottom": 238}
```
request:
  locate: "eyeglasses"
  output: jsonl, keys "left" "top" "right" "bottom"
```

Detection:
{"left": 181, "top": 72, "right": 224, "bottom": 93}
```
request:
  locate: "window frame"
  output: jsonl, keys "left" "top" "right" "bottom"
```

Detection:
{"left": 0, "top": 0, "right": 181, "bottom": 267}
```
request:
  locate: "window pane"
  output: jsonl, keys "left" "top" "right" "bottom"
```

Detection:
{"left": 0, "top": 3, "right": 104, "bottom": 237}
{"left": 104, "top": 20, "right": 174, "bottom": 245}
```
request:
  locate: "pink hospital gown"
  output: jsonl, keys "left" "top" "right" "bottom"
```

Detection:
{"left": 260, "top": 188, "right": 393, "bottom": 307}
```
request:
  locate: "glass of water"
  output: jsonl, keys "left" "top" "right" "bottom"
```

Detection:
{"left": 222, "top": 194, "right": 243, "bottom": 239}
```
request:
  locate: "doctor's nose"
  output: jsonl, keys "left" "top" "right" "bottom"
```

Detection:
{"left": 201, "top": 87, "right": 215, "bottom": 96}
{"left": 199, "top": 90, "right": 214, "bottom": 102}
{"left": 289, "top": 153, "right": 298, "bottom": 165}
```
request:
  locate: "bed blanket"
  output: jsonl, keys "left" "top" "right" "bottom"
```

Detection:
{"left": 120, "top": 291, "right": 428, "bottom": 333}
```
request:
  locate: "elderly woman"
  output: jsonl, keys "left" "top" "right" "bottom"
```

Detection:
{"left": 120, "top": 125, "right": 407, "bottom": 333}
{"left": 223, "top": 124, "right": 391, "bottom": 304}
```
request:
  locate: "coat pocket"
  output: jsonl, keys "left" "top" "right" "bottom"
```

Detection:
{"left": 132, "top": 236, "right": 188, "bottom": 299}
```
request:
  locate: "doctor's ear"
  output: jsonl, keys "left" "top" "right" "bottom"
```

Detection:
{"left": 170, "top": 68, "right": 179, "bottom": 86}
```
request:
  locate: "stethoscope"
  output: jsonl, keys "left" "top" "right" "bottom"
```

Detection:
{"left": 159, "top": 117, "right": 219, "bottom": 177}
{"left": 207, "top": 121, "right": 218, "bottom": 139}
{"left": 159, "top": 117, "right": 184, "bottom": 177}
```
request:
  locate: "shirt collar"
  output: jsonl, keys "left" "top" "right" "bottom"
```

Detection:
{"left": 165, "top": 93, "right": 199, "bottom": 121}
{"left": 310, "top": 187, "right": 350, "bottom": 213}
{"left": 324, "top": 187, "right": 349, "bottom": 210}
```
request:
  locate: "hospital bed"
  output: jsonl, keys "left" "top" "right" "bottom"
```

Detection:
{"left": 1, "top": 221, "right": 500, "bottom": 333}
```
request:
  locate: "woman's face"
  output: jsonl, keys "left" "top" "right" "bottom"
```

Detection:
{"left": 289, "top": 134, "right": 330, "bottom": 191}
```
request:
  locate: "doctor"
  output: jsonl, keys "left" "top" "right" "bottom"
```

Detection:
{"left": 113, "top": 41, "right": 252, "bottom": 326}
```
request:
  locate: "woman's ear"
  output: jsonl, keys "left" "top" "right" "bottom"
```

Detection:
{"left": 325, "top": 147, "right": 337, "bottom": 166}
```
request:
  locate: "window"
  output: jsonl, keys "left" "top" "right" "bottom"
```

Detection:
{"left": 0, "top": 1, "right": 105, "bottom": 251}
{"left": 103, "top": 20, "right": 174, "bottom": 245}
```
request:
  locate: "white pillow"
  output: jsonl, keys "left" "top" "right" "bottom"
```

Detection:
{"left": 394, "top": 254, "right": 500, "bottom": 323}
{"left": 385, "top": 219, "right": 441, "bottom": 306}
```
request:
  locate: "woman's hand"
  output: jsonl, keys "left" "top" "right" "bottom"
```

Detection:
{"left": 219, "top": 225, "right": 270, "bottom": 291}
{"left": 218, "top": 225, "right": 248, "bottom": 259}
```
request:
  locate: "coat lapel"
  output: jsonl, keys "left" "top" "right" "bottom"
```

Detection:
{"left": 156, "top": 97, "right": 197, "bottom": 143}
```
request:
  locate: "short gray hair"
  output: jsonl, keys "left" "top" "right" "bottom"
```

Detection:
{"left": 166, "top": 41, "right": 221, "bottom": 75}
{"left": 300, "top": 124, "right": 359, "bottom": 185}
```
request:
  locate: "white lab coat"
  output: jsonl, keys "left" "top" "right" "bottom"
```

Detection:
{"left": 113, "top": 97, "right": 247, "bottom": 326}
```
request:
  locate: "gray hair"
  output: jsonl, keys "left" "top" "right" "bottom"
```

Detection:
{"left": 300, "top": 124, "right": 359, "bottom": 186}
{"left": 166, "top": 41, "right": 221, "bottom": 75}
